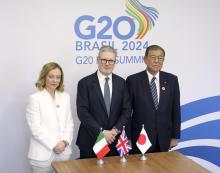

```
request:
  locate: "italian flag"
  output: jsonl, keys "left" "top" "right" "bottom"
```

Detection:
{"left": 93, "top": 132, "right": 110, "bottom": 159}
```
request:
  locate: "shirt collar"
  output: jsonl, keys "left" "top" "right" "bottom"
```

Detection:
{"left": 146, "top": 69, "right": 159, "bottom": 82}
{"left": 97, "top": 70, "right": 112, "bottom": 82}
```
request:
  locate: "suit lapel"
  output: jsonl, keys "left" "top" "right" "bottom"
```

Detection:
{"left": 54, "top": 91, "right": 63, "bottom": 127}
{"left": 109, "top": 74, "right": 117, "bottom": 117}
{"left": 140, "top": 71, "right": 156, "bottom": 110}
{"left": 91, "top": 72, "right": 108, "bottom": 115}
{"left": 159, "top": 72, "right": 168, "bottom": 109}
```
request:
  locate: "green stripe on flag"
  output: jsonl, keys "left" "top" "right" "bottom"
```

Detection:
{"left": 93, "top": 132, "right": 110, "bottom": 159}
{"left": 95, "top": 132, "right": 104, "bottom": 143}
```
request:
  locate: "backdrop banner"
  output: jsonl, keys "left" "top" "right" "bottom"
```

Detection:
{"left": 0, "top": 0, "right": 219, "bottom": 172}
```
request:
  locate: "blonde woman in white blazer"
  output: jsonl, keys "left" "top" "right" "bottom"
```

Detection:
{"left": 26, "top": 62, "right": 74, "bottom": 173}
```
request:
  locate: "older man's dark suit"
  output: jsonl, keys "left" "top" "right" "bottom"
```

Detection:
{"left": 126, "top": 70, "right": 180, "bottom": 153}
{"left": 76, "top": 72, "right": 131, "bottom": 158}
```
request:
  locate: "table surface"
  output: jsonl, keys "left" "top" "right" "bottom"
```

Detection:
{"left": 52, "top": 151, "right": 211, "bottom": 173}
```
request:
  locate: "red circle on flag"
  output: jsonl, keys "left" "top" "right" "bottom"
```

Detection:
{"left": 138, "top": 134, "right": 146, "bottom": 145}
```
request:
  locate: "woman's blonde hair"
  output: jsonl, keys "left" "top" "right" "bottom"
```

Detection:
{"left": 35, "top": 62, "right": 64, "bottom": 92}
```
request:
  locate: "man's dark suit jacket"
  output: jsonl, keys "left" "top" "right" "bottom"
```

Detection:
{"left": 76, "top": 72, "right": 131, "bottom": 155}
{"left": 126, "top": 70, "right": 181, "bottom": 152}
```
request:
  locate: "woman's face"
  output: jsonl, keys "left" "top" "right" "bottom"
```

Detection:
{"left": 45, "top": 68, "right": 62, "bottom": 92}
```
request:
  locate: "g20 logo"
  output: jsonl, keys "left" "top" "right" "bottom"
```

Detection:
{"left": 74, "top": 15, "right": 135, "bottom": 40}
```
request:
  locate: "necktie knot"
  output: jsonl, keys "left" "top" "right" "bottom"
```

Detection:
{"left": 151, "top": 77, "right": 156, "bottom": 83}
{"left": 105, "top": 77, "right": 109, "bottom": 83}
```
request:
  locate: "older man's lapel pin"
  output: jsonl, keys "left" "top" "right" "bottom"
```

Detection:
{"left": 161, "top": 81, "right": 167, "bottom": 91}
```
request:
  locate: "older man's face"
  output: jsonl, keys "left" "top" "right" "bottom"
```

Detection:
{"left": 97, "top": 51, "right": 116, "bottom": 76}
{"left": 144, "top": 49, "right": 164, "bottom": 75}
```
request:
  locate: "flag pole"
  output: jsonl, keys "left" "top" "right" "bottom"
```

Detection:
{"left": 120, "top": 126, "right": 127, "bottom": 163}
{"left": 120, "top": 155, "right": 127, "bottom": 163}
{"left": 140, "top": 153, "right": 147, "bottom": 160}
{"left": 97, "top": 128, "right": 104, "bottom": 165}
{"left": 140, "top": 124, "right": 147, "bottom": 161}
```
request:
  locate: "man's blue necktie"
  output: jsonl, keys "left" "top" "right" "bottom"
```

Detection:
{"left": 104, "top": 77, "right": 111, "bottom": 115}
{"left": 150, "top": 77, "right": 159, "bottom": 110}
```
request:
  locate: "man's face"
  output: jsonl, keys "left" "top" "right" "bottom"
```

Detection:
{"left": 144, "top": 49, "right": 164, "bottom": 75}
{"left": 97, "top": 51, "right": 116, "bottom": 76}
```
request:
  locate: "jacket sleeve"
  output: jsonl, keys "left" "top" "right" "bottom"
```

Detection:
{"left": 26, "top": 95, "right": 57, "bottom": 150}
{"left": 125, "top": 76, "right": 134, "bottom": 139}
{"left": 77, "top": 80, "right": 102, "bottom": 139}
{"left": 171, "top": 76, "right": 181, "bottom": 139}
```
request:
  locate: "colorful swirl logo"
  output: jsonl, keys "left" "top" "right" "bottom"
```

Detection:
{"left": 172, "top": 96, "right": 220, "bottom": 172}
{"left": 125, "top": 0, "right": 159, "bottom": 39}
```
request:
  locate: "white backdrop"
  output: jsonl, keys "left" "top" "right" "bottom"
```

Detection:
{"left": 0, "top": 0, "right": 220, "bottom": 172}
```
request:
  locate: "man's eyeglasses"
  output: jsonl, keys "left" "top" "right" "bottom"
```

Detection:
{"left": 148, "top": 55, "right": 164, "bottom": 62}
{"left": 99, "top": 58, "right": 116, "bottom": 65}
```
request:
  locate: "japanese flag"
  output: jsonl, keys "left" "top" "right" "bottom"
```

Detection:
{"left": 136, "top": 126, "right": 152, "bottom": 154}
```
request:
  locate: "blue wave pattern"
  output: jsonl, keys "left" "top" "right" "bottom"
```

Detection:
{"left": 177, "top": 96, "right": 220, "bottom": 169}
{"left": 181, "top": 96, "right": 220, "bottom": 121}
{"left": 181, "top": 120, "right": 220, "bottom": 140}
{"left": 178, "top": 146, "right": 220, "bottom": 167}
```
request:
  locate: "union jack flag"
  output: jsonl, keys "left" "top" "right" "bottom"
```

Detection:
{"left": 116, "top": 129, "right": 132, "bottom": 157}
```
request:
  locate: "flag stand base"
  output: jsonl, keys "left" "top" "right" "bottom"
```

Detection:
{"left": 140, "top": 154, "right": 147, "bottom": 160}
{"left": 120, "top": 156, "right": 127, "bottom": 163}
{"left": 97, "top": 159, "right": 104, "bottom": 165}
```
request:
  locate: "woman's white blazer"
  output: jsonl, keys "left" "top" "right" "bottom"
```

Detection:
{"left": 26, "top": 89, "right": 74, "bottom": 161}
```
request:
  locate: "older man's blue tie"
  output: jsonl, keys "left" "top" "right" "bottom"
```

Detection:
{"left": 150, "top": 77, "right": 159, "bottom": 110}
{"left": 104, "top": 77, "right": 111, "bottom": 115}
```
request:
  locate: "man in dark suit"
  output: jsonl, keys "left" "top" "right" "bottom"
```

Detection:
{"left": 76, "top": 46, "right": 131, "bottom": 159}
{"left": 126, "top": 45, "right": 181, "bottom": 153}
